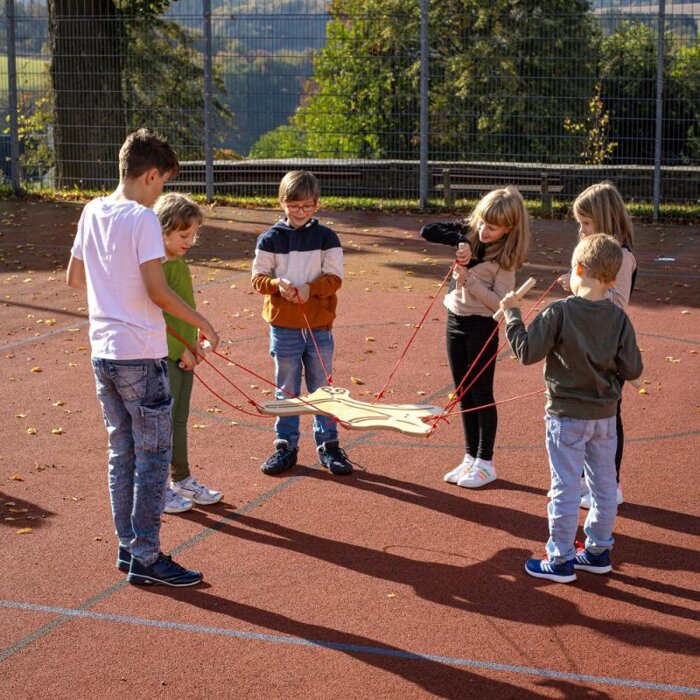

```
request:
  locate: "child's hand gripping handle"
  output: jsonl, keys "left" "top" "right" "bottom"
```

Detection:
{"left": 492, "top": 277, "right": 537, "bottom": 321}
{"left": 456, "top": 242, "right": 469, "bottom": 304}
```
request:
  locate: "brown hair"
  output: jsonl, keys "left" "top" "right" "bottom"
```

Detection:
{"left": 119, "top": 128, "right": 179, "bottom": 181}
{"left": 278, "top": 170, "right": 320, "bottom": 202}
{"left": 154, "top": 193, "right": 203, "bottom": 237}
{"left": 573, "top": 181, "right": 634, "bottom": 249}
{"left": 572, "top": 233, "right": 623, "bottom": 283}
{"left": 466, "top": 186, "right": 530, "bottom": 270}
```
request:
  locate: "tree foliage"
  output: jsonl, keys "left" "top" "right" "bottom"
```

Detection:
{"left": 600, "top": 21, "right": 700, "bottom": 164}
{"left": 286, "top": 0, "right": 600, "bottom": 161}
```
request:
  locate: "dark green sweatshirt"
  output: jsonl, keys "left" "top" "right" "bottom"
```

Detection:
{"left": 504, "top": 296, "right": 643, "bottom": 419}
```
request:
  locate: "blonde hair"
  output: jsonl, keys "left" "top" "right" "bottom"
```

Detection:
{"left": 154, "top": 193, "right": 203, "bottom": 237}
{"left": 573, "top": 182, "right": 634, "bottom": 250}
{"left": 572, "top": 233, "right": 623, "bottom": 284}
{"left": 279, "top": 170, "right": 320, "bottom": 202}
{"left": 466, "top": 186, "right": 530, "bottom": 270}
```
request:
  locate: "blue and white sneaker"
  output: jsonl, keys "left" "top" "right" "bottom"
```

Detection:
{"left": 574, "top": 548, "right": 612, "bottom": 574}
{"left": 525, "top": 556, "right": 576, "bottom": 583}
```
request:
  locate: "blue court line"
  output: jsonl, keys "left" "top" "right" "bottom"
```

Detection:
{"left": 1, "top": 600, "right": 698, "bottom": 695}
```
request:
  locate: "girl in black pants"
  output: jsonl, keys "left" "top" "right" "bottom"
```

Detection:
{"left": 422, "top": 187, "right": 530, "bottom": 488}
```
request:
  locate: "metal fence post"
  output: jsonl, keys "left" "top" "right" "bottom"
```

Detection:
{"left": 6, "top": 0, "right": 21, "bottom": 194}
{"left": 203, "top": 0, "right": 214, "bottom": 201}
{"left": 418, "top": 0, "right": 428, "bottom": 209}
{"left": 653, "top": 0, "right": 666, "bottom": 221}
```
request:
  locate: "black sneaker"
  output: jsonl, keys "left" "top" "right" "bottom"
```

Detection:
{"left": 116, "top": 546, "right": 131, "bottom": 573}
{"left": 260, "top": 440, "right": 298, "bottom": 475}
{"left": 318, "top": 441, "right": 353, "bottom": 475}
{"left": 127, "top": 552, "right": 203, "bottom": 587}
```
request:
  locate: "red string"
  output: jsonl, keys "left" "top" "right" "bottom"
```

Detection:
{"left": 166, "top": 325, "right": 333, "bottom": 418}
{"left": 372, "top": 261, "right": 458, "bottom": 404}
{"left": 293, "top": 288, "right": 333, "bottom": 386}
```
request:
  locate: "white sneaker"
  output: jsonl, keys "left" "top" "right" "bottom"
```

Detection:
{"left": 580, "top": 483, "right": 623, "bottom": 510}
{"left": 163, "top": 487, "right": 194, "bottom": 514}
{"left": 457, "top": 459, "right": 497, "bottom": 488}
{"left": 171, "top": 476, "right": 223, "bottom": 505}
{"left": 443, "top": 454, "right": 475, "bottom": 484}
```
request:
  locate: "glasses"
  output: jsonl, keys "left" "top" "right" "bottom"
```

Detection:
{"left": 284, "top": 202, "right": 317, "bottom": 213}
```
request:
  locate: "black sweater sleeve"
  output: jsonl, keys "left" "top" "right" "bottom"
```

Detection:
{"left": 420, "top": 221, "right": 467, "bottom": 247}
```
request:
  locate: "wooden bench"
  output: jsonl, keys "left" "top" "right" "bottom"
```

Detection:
{"left": 433, "top": 168, "right": 562, "bottom": 212}
{"left": 171, "top": 168, "right": 363, "bottom": 196}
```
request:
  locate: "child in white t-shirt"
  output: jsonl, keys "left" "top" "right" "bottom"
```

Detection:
{"left": 67, "top": 129, "right": 219, "bottom": 587}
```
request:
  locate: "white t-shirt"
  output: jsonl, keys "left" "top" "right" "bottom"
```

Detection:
{"left": 71, "top": 197, "right": 168, "bottom": 360}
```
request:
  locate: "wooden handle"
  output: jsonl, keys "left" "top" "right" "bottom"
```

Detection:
{"left": 492, "top": 277, "right": 537, "bottom": 321}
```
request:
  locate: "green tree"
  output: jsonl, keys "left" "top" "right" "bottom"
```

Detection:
{"left": 600, "top": 21, "right": 700, "bottom": 165}
{"left": 288, "top": 0, "right": 600, "bottom": 161}
{"left": 293, "top": 0, "right": 422, "bottom": 159}
{"left": 249, "top": 124, "right": 309, "bottom": 158}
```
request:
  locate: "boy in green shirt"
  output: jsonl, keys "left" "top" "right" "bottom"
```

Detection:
{"left": 155, "top": 193, "right": 223, "bottom": 513}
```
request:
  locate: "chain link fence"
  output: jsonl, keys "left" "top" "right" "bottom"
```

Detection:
{"left": 2, "top": 0, "right": 699, "bottom": 215}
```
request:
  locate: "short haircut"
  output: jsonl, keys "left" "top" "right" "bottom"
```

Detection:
{"left": 279, "top": 170, "right": 320, "bottom": 202}
{"left": 572, "top": 233, "right": 623, "bottom": 284}
{"left": 154, "top": 193, "right": 203, "bottom": 235}
{"left": 573, "top": 181, "right": 634, "bottom": 249}
{"left": 119, "top": 128, "right": 179, "bottom": 181}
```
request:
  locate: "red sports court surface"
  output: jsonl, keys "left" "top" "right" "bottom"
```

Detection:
{"left": 0, "top": 200, "right": 698, "bottom": 699}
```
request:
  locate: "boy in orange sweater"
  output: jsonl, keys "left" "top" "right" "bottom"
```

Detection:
{"left": 251, "top": 171, "right": 352, "bottom": 476}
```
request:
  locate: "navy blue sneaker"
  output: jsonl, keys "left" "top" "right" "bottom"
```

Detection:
{"left": 525, "top": 556, "right": 576, "bottom": 583}
{"left": 574, "top": 548, "right": 612, "bottom": 574}
{"left": 318, "top": 441, "right": 353, "bottom": 475}
{"left": 260, "top": 440, "right": 298, "bottom": 475}
{"left": 116, "top": 546, "right": 131, "bottom": 573}
{"left": 127, "top": 553, "right": 203, "bottom": 587}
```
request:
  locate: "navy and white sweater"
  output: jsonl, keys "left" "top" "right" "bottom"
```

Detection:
{"left": 251, "top": 217, "right": 343, "bottom": 329}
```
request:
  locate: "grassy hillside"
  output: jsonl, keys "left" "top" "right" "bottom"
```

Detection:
{"left": 0, "top": 54, "right": 49, "bottom": 95}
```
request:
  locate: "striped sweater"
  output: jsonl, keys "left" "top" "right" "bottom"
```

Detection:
{"left": 251, "top": 217, "right": 343, "bottom": 329}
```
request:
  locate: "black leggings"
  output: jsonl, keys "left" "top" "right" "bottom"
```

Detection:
{"left": 446, "top": 312, "right": 499, "bottom": 461}
{"left": 615, "top": 391, "right": 624, "bottom": 483}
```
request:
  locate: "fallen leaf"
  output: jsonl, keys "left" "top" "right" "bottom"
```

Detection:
{"left": 193, "top": 424, "right": 207, "bottom": 429}
{"left": 16, "top": 528, "right": 33, "bottom": 535}
{"left": 30, "top": 366, "right": 42, "bottom": 373}
{"left": 638, "top": 388, "right": 648, "bottom": 395}
{"left": 417, "top": 391, "right": 426, "bottom": 396}
{"left": 15, "top": 413, "right": 27, "bottom": 419}
{"left": 365, "top": 336, "right": 376, "bottom": 342}
{"left": 350, "top": 376, "right": 365, "bottom": 385}
{"left": 51, "top": 427, "right": 64, "bottom": 435}
{"left": 26, "top": 427, "right": 38, "bottom": 435}
{"left": 8, "top": 507, "right": 28, "bottom": 514}
{"left": 52, "top": 401, "right": 65, "bottom": 406}
{"left": 681, "top": 310, "right": 690, "bottom": 315}
{"left": 10, "top": 474, "right": 23, "bottom": 481}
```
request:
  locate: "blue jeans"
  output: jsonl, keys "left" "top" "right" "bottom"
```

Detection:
{"left": 269, "top": 325, "right": 337, "bottom": 450}
{"left": 92, "top": 358, "right": 173, "bottom": 566}
{"left": 544, "top": 415, "right": 617, "bottom": 564}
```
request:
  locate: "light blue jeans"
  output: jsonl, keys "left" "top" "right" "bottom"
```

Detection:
{"left": 269, "top": 325, "right": 337, "bottom": 450}
{"left": 92, "top": 358, "right": 173, "bottom": 566}
{"left": 544, "top": 415, "right": 617, "bottom": 564}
